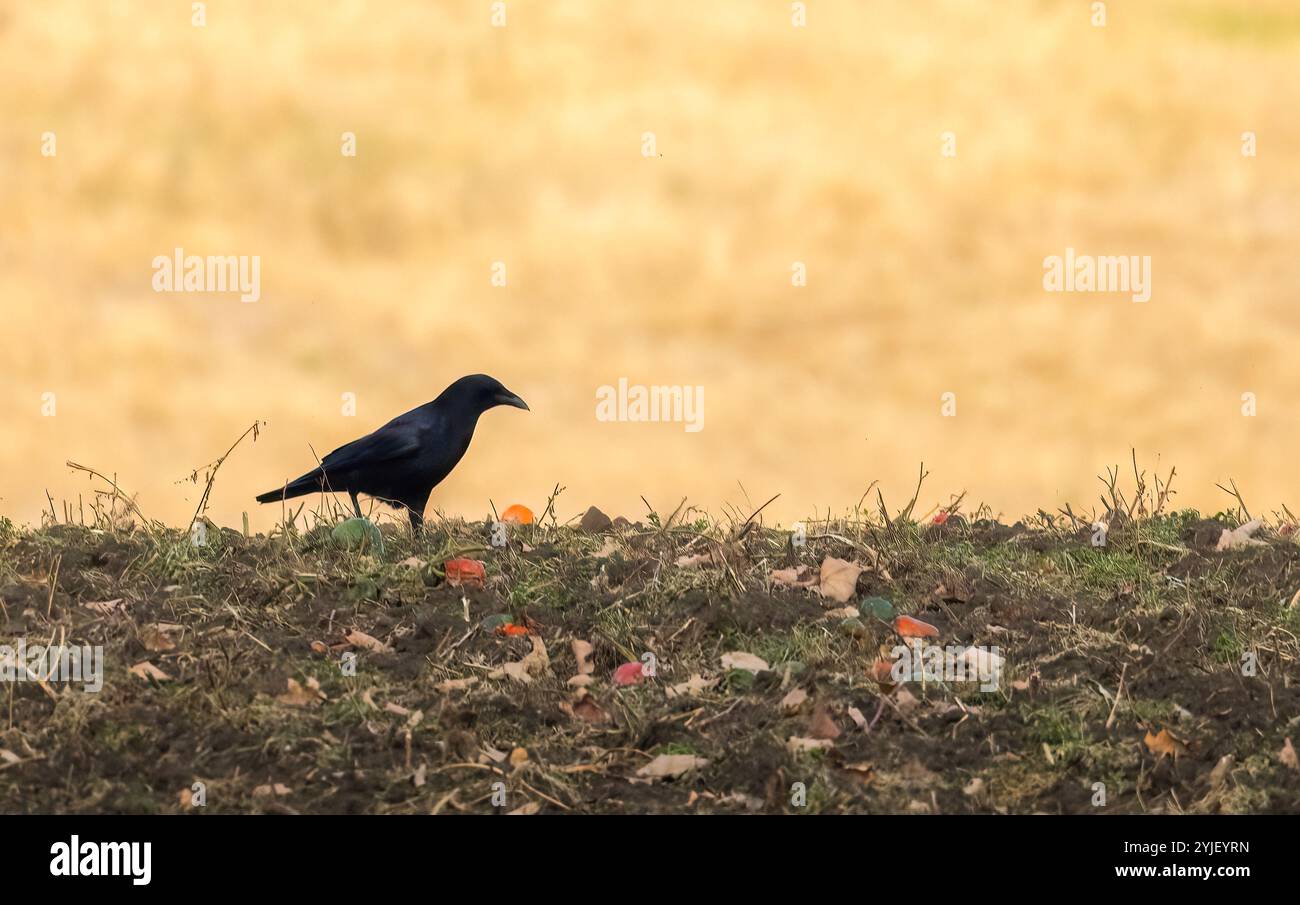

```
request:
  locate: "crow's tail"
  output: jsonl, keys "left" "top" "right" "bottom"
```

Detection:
{"left": 255, "top": 469, "right": 326, "bottom": 504}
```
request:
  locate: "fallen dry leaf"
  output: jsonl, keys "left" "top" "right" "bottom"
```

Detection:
{"left": 720, "top": 651, "right": 769, "bottom": 673}
{"left": 346, "top": 628, "right": 393, "bottom": 653}
{"left": 1280, "top": 737, "right": 1299, "bottom": 771}
{"left": 806, "top": 701, "right": 842, "bottom": 740}
{"left": 1144, "top": 727, "right": 1188, "bottom": 759}
{"left": 636, "top": 754, "right": 709, "bottom": 779}
{"left": 571, "top": 693, "right": 612, "bottom": 725}
{"left": 571, "top": 639, "right": 595, "bottom": 675}
{"left": 770, "top": 565, "right": 817, "bottom": 589}
{"left": 1216, "top": 519, "right": 1267, "bottom": 551}
{"left": 666, "top": 674, "right": 717, "bottom": 697}
{"left": 675, "top": 550, "right": 719, "bottom": 569}
{"left": 870, "top": 659, "right": 898, "bottom": 689}
{"left": 893, "top": 686, "right": 920, "bottom": 714}
{"left": 592, "top": 537, "right": 621, "bottom": 559}
{"left": 278, "top": 676, "right": 326, "bottom": 707}
{"left": 435, "top": 676, "right": 478, "bottom": 693}
{"left": 817, "top": 557, "right": 863, "bottom": 604}
{"left": 786, "top": 736, "right": 834, "bottom": 754}
{"left": 82, "top": 599, "right": 125, "bottom": 615}
{"left": 139, "top": 624, "right": 178, "bottom": 653}
{"left": 128, "top": 661, "right": 172, "bottom": 682}
{"left": 840, "top": 761, "right": 875, "bottom": 784}
{"left": 252, "top": 783, "right": 292, "bottom": 798}
{"left": 780, "top": 688, "right": 808, "bottom": 713}
{"left": 1207, "top": 754, "right": 1234, "bottom": 791}
{"left": 492, "top": 635, "right": 551, "bottom": 684}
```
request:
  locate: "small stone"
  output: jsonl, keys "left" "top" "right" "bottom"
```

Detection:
{"left": 579, "top": 506, "right": 613, "bottom": 532}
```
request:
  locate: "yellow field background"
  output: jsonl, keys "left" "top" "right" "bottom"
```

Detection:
{"left": 2, "top": 0, "right": 1298, "bottom": 530}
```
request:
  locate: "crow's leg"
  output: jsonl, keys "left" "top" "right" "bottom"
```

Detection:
{"left": 349, "top": 491, "right": 362, "bottom": 518}
{"left": 408, "top": 508, "right": 424, "bottom": 535}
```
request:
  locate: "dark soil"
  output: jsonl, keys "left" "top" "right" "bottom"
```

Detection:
{"left": 0, "top": 510, "right": 1297, "bottom": 814}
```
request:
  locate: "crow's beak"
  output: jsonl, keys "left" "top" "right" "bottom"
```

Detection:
{"left": 498, "top": 392, "right": 529, "bottom": 411}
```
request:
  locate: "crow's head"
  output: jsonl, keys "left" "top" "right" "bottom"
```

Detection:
{"left": 443, "top": 374, "right": 530, "bottom": 414}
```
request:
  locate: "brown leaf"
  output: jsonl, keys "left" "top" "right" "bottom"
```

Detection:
{"left": 806, "top": 701, "right": 842, "bottom": 740}
{"left": 277, "top": 676, "right": 326, "bottom": 707}
{"left": 345, "top": 628, "right": 392, "bottom": 653}
{"left": 675, "top": 550, "right": 718, "bottom": 569}
{"left": 572, "top": 694, "right": 612, "bottom": 725}
{"left": 1280, "top": 737, "right": 1299, "bottom": 771}
{"left": 435, "top": 676, "right": 478, "bottom": 693}
{"left": 840, "top": 761, "right": 875, "bottom": 785}
{"left": 666, "top": 674, "right": 717, "bottom": 697}
{"left": 571, "top": 639, "right": 595, "bottom": 675}
{"left": 252, "top": 783, "right": 292, "bottom": 798}
{"left": 128, "top": 660, "right": 172, "bottom": 682}
{"left": 933, "top": 580, "right": 972, "bottom": 603}
{"left": 1216, "top": 519, "right": 1267, "bottom": 551}
{"left": 140, "top": 624, "right": 178, "bottom": 653}
{"left": 770, "top": 565, "right": 817, "bottom": 589}
{"left": 491, "top": 635, "right": 550, "bottom": 684}
{"left": 817, "top": 557, "right": 863, "bottom": 604}
{"left": 636, "top": 754, "right": 709, "bottom": 779}
{"left": 720, "top": 651, "right": 769, "bottom": 673}
{"left": 780, "top": 688, "right": 808, "bottom": 713}
{"left": 82, "top": 599, "right": 125, "bottom": 615}
{"left": 1144, "top": 727, "right": 1187, "bottom": 759}
{"left": 786, "top": 736, "right": 834, "bottom": 754}
{"left": 1207, "top": 754, "right": 1234, "bottom": 791}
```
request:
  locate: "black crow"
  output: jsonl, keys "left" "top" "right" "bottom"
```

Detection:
{"left": 256, "top": 374, "right": 528, "bottom": 531}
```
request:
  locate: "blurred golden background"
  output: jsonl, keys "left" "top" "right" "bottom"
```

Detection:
{"left": 2, "top": 0, "right": 1298, "bottom": 530}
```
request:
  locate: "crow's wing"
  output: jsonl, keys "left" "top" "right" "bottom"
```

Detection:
{"left": 321, "top": 422, "right": 422, "bottom": 473}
